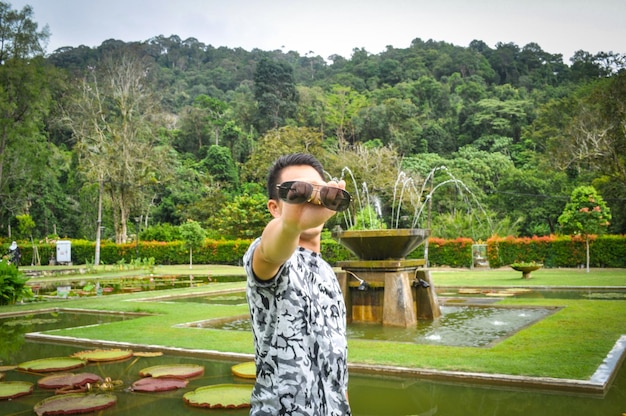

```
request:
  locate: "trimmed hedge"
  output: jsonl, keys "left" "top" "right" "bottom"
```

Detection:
{"left": 5, "top": 239, "right": 250, "bottom": 267}
{"left": 487, "top": 234, "right": 626, "bottom": 268}
{"left": 4, "top": 234, "right": 625, "bottom": 268}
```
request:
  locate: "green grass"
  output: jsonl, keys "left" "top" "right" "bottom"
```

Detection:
{"left": 5, "top": 266, "right": 626, "bottom": 381}
{"left": 430, "top": 267, "right": 626, "bottom": 287}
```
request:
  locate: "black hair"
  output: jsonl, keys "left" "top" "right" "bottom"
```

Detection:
{"left": 267, "top": 153, "right": 325, "bottom": 200}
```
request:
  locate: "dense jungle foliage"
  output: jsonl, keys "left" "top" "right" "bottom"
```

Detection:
{"left": 1, "top": 2, "right": 625, "bottom": 248}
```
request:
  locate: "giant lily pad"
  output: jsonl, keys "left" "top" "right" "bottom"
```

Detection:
{"left": 18, "top": 357, "right": 86, "bottom": 373}
{"left": 183, "top": 384, "right": 252, "bottom": 409}
{"left": 133, "top": 351, "right": 163, "bottom": 357}
{"left": 139, "top": 364, "right": 204, "bottom": 379}
{"left": 33, "top": 392, "right": 117, "bottom": 415}
{"left": 132, "top": 377, "right": 188, "bottom": 392}
{"left": 71, "top": 349, "right": 133, "bottom": 362}
{"left": 37, "top": 373, "right": 103, "bottom": 389}
{"left": 231, "top": 361, "right": 256, "bottom": 379}
{"left": 0, "top": 381, "right": 33, "bottom": 400}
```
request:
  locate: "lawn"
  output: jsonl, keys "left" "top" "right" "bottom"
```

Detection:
{"left": 4, "top": 266, "right": 626, "bottom": 382}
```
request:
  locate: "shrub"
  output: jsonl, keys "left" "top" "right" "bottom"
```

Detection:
{"left": 0, "top": 262, "right": 33, "bottom": 305}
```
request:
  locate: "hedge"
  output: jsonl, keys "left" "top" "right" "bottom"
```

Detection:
{"left": 2, "top": 234, "right": 625, "bottom": 268}
{"left": 487, "top": 234, "right": 626, "bottom": 268}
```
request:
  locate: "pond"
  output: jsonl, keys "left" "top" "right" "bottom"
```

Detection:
{"left": 24, "top": 275, "right": 246, "bottom": 302}
{"left": 2, "top": 339, "right": 625, "bottom": 416}
{"left": 437, "top": 286, "right": 626, "bottom": 301}
{"left": 1, "top": 293, "right": 625, "bottom": 415}
{"left": 192, "top": 305, "right": 557, "bottom": 347}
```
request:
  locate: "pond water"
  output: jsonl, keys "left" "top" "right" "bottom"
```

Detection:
{"left": 29, "top": 274, "right": 243, "bottom": 298}
{"left": 437, "top": 287, "right": 626, "bottom": 301}
{"left": 1, "top": 339, "right": 625, "bottom": 416}
{"left": 1, "top": 295, "right": 625, "bottom": 415}
{"left": 201, "top": 305, "right": 556, "bottom": 347}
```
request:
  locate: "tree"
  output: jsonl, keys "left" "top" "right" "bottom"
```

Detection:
{"left": 194, "top": 95, "right": 228, "bottom": 145}
{"left": 179, "top": 219, "right": 206, "bottom": 269}
{"left": 253, "top": 57, "right": 298, "bottom": 133}
{"left": 558, "top": 186, "right": 611, "bottom": 272}
{"left": 535, "top": 73, "right": 626, "bottom": 233}
{"left": 241, "top": 126, "right": 326, "bottom": 184}
{"left": 325, "top": 85, "right": 369, "bottom": 145}
{"left": 64, "top": 51, "right": 175, "bottom": 243}
{"left": 201, "top": 145, "right": 239, "bottom": 188}
{"left": 0, "top": 2, "right": 54, "bottom": 236}
{"left": 15, "top": 214, "right": 35, "bottom": 241}
{"left": 494, "top": 168, "right": 567, "bottom": 236}
{"left": 174, "top": 95, "right": 229, "bottom": 156}
{"left": 210, "top": 192, "right": 270, "bottom": 240}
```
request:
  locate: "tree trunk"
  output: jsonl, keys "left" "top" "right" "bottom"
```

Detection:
{"left": 586, "top": 235, "right": 590, "bottom": 273}
{"left": 94, "top": 181, "right": 103, "bottom": 265}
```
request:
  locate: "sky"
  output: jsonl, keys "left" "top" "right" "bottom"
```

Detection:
{"left": 10, "top": 0, "right": 626, "bottom": 63}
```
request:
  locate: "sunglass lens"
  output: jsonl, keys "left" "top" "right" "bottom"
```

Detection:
{"left": 319, "top": 187, "right": 351, "bottom": 212}
{"left": 278, "top": 181, "right": 313, "bottom": 204}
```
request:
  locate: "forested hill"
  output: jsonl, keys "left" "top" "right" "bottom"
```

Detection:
{"left": 1, "top": 2, "right": 625, "bottom": 245}
{"left": 46, "top": 34, "right": 625, "bottom": 157}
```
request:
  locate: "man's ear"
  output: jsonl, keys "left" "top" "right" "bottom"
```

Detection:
{"left": 267, "top": 199, "right": 281, "bottom": 218}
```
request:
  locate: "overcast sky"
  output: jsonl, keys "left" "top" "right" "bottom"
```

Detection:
{"left": 10, "top": 0, "right": 626, "bottom": 62}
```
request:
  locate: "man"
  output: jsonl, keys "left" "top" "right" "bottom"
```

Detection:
{"left": 8, "top": 241, "right": 21, "bottom": 268}
{"left": 243, "top": 153, "right": 352, "bottom": 415}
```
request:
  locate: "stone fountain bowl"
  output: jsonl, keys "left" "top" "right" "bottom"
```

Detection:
{"left": 332, "top": 228, "right": 430, "bottom": 260}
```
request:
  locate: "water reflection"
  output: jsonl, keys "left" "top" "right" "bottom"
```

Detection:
{"left": 0, "top": 311, "right": 140, "bottom": 364}
{"left": 1, "top": 341, "right": 624, "bottom": 416}
{"left": 193, "top": 305, "right": 556, "bottom": 347}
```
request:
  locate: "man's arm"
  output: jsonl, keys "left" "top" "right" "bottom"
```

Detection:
{"left": 252, "top": 216, "right": 302, "bottom": 280}
{"left": 252, "top": 181, "right": 344, "bottom": 280}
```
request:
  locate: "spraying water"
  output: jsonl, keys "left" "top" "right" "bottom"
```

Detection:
{"left": 328, "top": 166, "right": 493, "bottom": 235}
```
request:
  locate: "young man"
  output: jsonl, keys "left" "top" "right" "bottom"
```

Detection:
{"left": 243, "top": 153, "right": 352, "bottom": 415}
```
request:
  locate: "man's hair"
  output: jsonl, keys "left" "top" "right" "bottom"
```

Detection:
{"left": 267, "top": 153, "right": 325, "bottom": 200}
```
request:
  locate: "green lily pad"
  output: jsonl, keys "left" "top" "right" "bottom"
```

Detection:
{"left": 0, "top": 381, "right": 34, "bottom": 400}
{"left": 71, "top": 349, "right": 134, "bottom": 362}
{"left": 139, "top": 363, "right": 204, "bottom": 379}
{"left": 183, "top": 384, "right": 253, "bottom": 409}
{"left": 231, "top": 361, "right": 256, "bottom": 379}
{"left": 18, "top": 357, "right": 87, "bottom": 373}
{"left": 37, "top": 372, "right": 103, "bottom": 389}
{"left": 33, "top": 392, "right": 117, "bottom": 415}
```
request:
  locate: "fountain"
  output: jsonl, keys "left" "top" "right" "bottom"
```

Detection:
{"left": 330, "top": 165, "right": 492, "bottom": 327}
{"left": 333, "top": 228, "right": 440, "bottom": 327}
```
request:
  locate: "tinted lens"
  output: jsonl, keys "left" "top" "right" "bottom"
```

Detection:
{"left": 319, "top": 187, "right": 351, "bottom": 212}
{"left": 277, "top": 181, "right": 313, "bottom": 204}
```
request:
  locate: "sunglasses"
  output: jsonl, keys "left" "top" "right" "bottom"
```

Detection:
{"left": 276, "top": 181, "right": 352, "bottom": 212}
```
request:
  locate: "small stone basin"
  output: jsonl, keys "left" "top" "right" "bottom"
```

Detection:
{"left": 332, "top": 229, "right": 429, "bottom": 260}
{"left": 511, "top": 264, "right": 543, "bottom": 279}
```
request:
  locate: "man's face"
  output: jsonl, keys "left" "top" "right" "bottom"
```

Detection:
{"left": 276, "top": 165, "right": 326, "bottom": 202}
{"left": 273, "top": 164, "right": 331, "bottom": 237}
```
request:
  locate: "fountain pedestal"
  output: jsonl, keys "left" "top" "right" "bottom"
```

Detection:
{"left": 333, "top": 229, "right": 441, "bottom": 327}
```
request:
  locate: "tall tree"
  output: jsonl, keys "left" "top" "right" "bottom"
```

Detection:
{"left": 253, "top": 57, "right": 298, "bottom": 133}
{"left": 0, "top": 2, "right": 53, "bottom": 236}
{"left": 325, "top": 85, "right": 369, "bottom": 145}
{"left": 64, "top": 51, "right": 174, "bottom": 243}
{"left": 200, "top": 145, "right": 239, "bottom": 189}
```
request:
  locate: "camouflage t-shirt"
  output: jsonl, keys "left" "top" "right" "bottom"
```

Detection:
{"left": 244, "top": 238, "right": 351, "bottom": 415}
